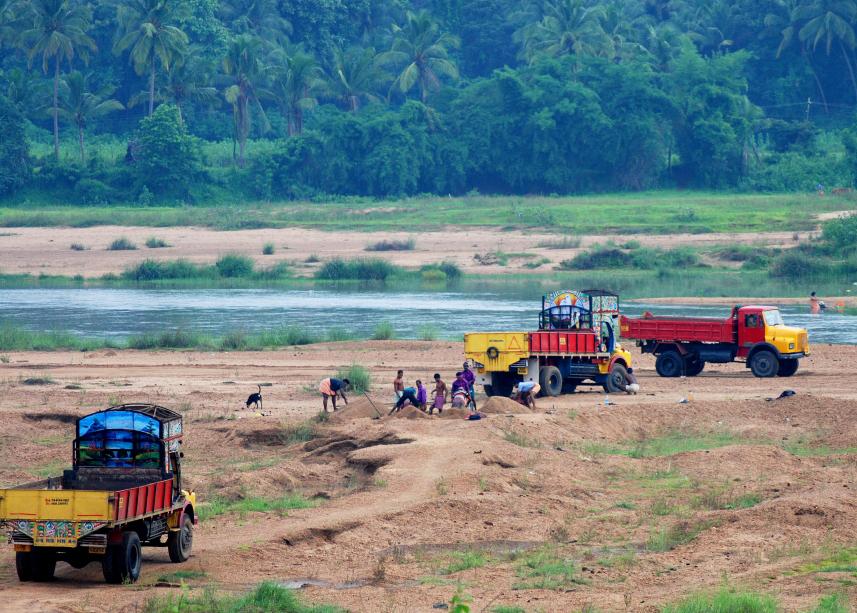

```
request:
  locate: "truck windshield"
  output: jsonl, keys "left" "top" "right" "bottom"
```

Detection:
{"left": 763, "top": 310, "right": 784, "bottom": 326}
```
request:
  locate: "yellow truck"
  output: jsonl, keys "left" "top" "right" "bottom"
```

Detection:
{"left": 465, "top": 290, "right": 633, "bottom": 396}
{"left": 1, "top": 404, "right": 197, "bottom": 583}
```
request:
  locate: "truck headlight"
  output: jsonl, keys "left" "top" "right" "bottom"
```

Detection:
{"left": 789, "top": 343, "right": 794, "bottom": 350}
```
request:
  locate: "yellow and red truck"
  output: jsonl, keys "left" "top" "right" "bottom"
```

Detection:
{"left": 465, "top": 290, "right": 633, "bottom": 396}
{"left": 0, "top": 404, "right": 197, "bottom": 583}
{"left": 620, "top": 305, "right": 809, "bottom": 377}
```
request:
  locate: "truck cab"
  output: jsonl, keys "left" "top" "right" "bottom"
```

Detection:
{"left": 734, "top": 306, "right": 809, "bottom": 376}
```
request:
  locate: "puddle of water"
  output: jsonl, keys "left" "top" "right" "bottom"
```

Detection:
{"left": 279, "top": 578, "right": 367, "bottom": 590}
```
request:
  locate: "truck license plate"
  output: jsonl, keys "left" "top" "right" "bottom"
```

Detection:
{"left": 88, "top": 546, "right": 106, "bottom": 555}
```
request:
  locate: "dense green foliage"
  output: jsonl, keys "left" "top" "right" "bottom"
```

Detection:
{"left": 2, "top": 0, "right": 857, "bottom": 200}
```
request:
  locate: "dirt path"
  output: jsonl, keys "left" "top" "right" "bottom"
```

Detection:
{"left": 0, "top": 342, "right": 855, "bottom": 611}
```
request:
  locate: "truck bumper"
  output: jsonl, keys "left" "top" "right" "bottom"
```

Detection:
{"left": 779, "top": 352, "right": 805, "bottom": 360}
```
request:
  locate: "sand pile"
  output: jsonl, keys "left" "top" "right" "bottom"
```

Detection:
{"left": 328, "top": 397, "right": 385, "bottom": 421}
{"left": 390, "top": 406, "right": 429, "bottom": 419}
{"left": 480, "top": 396, "right": 532, "bottom": 414}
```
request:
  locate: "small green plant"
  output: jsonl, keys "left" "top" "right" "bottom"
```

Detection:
{"left": 305, "top": 254, "right": 320, "bottom": 263}
{"left": 436, "top": 477, "right": 449, "bottom": 496}
{"left": 449, "top": 583, "right": 472, "bottom": 613}
{"left": 145, "top": 237, "right": 170, "bottom": 248}
{"left": 337, "top": 363, "right": 370, "bottom": 394}
{"left": 143, "top": 581, "right": 343, "bottom": 613}
{"left": 215, "top": 253, "right": 255, "bottom": 277}
{"left": 197, "top": 493, "right": 316, "bottom": 521}
{"left": 503, "top": 430, "right": 542, "bottom": 449}
{"left": 155, "top": 569, "right": 207, "bottom": 583}
{"left": 536, "top": 235, "right": 582, "bottom": 249}
{"left": 70, "top": 243, "right": 87, "bottom": 251}
{"left": 326, "top": 328, "right": 351, "bottom": 342}
{"left": 262, "top": 242, "right": 275, "bottom": 255}
{"left": 314, "top": 410, "right": 330, "bottom": 423}
{"left": 0, "top": 354, "right": 9, "bottom": 363}
{"left": 22, "top": 376, "right": 54, "bottom": 385}
{"left": 647, "top": 520, "right": 714, "bottom": 552}
{"left": 280, "top": 421, "right": 319, "bottom": 445}
{"left": 438, "top": 550, "right": 490, "bottom": 575}
{"left": 492, "top": 607, "right": 526, "bottom": 613}
{"left": 107, "top": 237, "right": 137, "bottom": 251}
{"left": 372, "top": 321, "right": 395, "bottom": 340}
{"left": 809, "top": 593, "right": 850, "bottom": 613}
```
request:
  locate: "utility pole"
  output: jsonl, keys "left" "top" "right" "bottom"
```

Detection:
{"left": 805, "top": 97, "right": 812, "bottom": 121}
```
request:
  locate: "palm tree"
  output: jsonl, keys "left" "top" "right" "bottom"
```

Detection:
{"left": 128, "top": 51, "right": 217, "bottom": 124}
{"left": 379, "top": 10, "right": 459, "bottom": 103}
{"left": 21, "top": 0, "right": 95, "bottom": 160}
{"left": 770, "top": 0, "right": 830, "bottom": 110}
{"left": 113, "top": 0, "right": 189, "bottom": 116}
{"left": 0, "top": 0, "right": 23, "bottom": 48}
{"left": 221, "top": 34, "right": 270, "bottom": 166}
{"left": 58, "top": 71, "right": 123, "bottom": 162}
{"left": 271, "top": 46, "right": 323, "bottom": 136}
{"left": 795, "top": 0, "right": 857, "bottom": 101}
{"left": 1, "top": 67, "right": 49, "bottom": 118}
{"left": 220, "top": 0, "right": 291, "bottom": 46}
{"left": 326, "top": 46, "right": 384, "bottom": 112}
{"left": 515, "top": 0, "right": 612, "bottom": 64}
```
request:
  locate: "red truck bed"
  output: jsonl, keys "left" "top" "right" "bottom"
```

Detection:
{"left": 529, "top": 330, "right": 600, "bottom": 354}
{"left": 620, "top": 315, "right": 735, "bottom": 344}
{"left": 113, "top": 479, "right": 174, "bottom": 522}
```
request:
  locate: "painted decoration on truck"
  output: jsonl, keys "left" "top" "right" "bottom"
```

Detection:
{"left": 546, "top": 290, "right": 586, "bottom": 309}
{"left": 78, "top": 411, "right": 159, "bottom": 438}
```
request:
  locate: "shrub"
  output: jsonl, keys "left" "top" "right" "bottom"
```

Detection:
{"left": 337, "top": 364, "right": 370, "bottom": 394}
{"left": 127, "top": 329, "right": 207, "bottom": 349}
{"left": 144, "top": 581, "right": 343, "bottom": 613}
{"left": 73, "top": 178, "right": 115, "bottom": 204}
{"left": 821, "top": 214, "right": 857, "bottom": 252}
{"left": 769, "top": 252, "right": 827, "bottom": 279}
{"left": 121, "top": 259, "right": 208, "bottom": 281}
{"left": 216, "top": 254, "right": 254, "bottom": 278}
{"left": 421, "top": 268, "right": 447, "bottom": 282}
{"left": 315, "top": 258, "right": 399, "bottom": 281}
{"left": 0, "top": 94, "right": 30, "bottom": 196}
{"left": 145, "top": 237, "right": 170, "bottom": 248}
{"left": 219, "top": 330, "right": 248, "bottom": 350}
{"left": 135, "top": 104, "right": 204, "bottom": 198}
{"left": 107, "top": 237, "right": 137, "bottom": 251}
{"left": 262, "top": 242, "right": 275, "bottom": 255}
{"left": 418, "top": 324, "right": 438, "bottom": 341}
{"left": 365, "top": 238, "right": 415, "bottom": 251}
{"left": 70, "top": 243, "right": 87, "bottom": 251}
{"left": 560, "top": 245, "right": 700, "bottom": 271}
{"left": 372, "top": 321, "right": 395, "bottom": 340}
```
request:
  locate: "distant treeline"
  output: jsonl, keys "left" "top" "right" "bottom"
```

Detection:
{"left": 2, "top": 0, "right": 857, "bottom": 202}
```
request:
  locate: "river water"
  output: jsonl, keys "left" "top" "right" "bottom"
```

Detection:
{"left": 0, "top": 288, "right": 854, "bottom": 344}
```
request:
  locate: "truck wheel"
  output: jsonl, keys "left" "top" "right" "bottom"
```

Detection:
{"left": 539, "top": 366, "right": 563, "bottom": 397}
{"left": 655, "top": 351, "right": 683, "bottom": 378}
{"left": 684, "top": 358, "right": 705, "bottom": 377}
{"left": 490, "top": 373, "right": 515, "bottom": 397}
{"left": 562, "top": 380, "right": 579, "bottom": 394}
{"left": 31, "top": 551, "right": 56, "bottom": 582}
{"left": 604, "top": 364, "right": 628, "bottom": 393}
{"left": 103, "top": 531, "right": 142, "bottom": 584}
{"left": 750, "top": 350, "right": 779, "bottom": 378}
{"left": 168, "top": 515, "right": 194, "bottom": 563}
{"left": 777, "top": 359, "right": 799, "bottom": 377}
{"left": 15, "top": 552, "right": 33, "bottom": 582}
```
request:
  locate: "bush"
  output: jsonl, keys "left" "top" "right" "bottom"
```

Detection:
{"left": 338, "top": 364, "right": 370, "bottom": 394}
{"left": 769, "top": 251, "right": 827, "bottom": 279}
{"left": 372, "top": 321, "right": 395, "bottom": 340}
{"left": 315, "top": 258, "right": 399, "bottom": 281}
{"left": 420, "top": 261, "right": 462, "bottom": 282}
{"left": 70, "top": 243, "right": 87, "bottom": 251}
{"left": 107, "top": 237, "right": 137, "bottom": 251}
{"left": 135, "top": 104, "right": 204, "bottom": 199}
{"left": 128, "top": 329, "right": 207, "bottom": 349}
{"left": 144, "top": 581, "right": 344, "bottom": 613}
{"left": 145, "top": 237, "right": 170, "bottom": 248}
{"left": 216, "top": 254, "right": 254, "bottom": 278}
{"left": 0, "top": 94, "right": 29, "bottom": 196}
{"left": 121, "top": 259, "right": 208, "bottom": 281}
{"left": 418, "top": 324, "right": 438, "bottom": 340}
{"left": 73, "top": 178, "right": 115, "bottom": 204}
{"left": 365, "top": 238, "right": 415, "bottom": 251}
{"left": 262, "top": 242, "right": 275, "bottom": 255}
{"left": 219, "top": 330, "right": 248, "bottom": 350}
{"left": 560, "top": 245, "right": 700, "bottom": 271}
{"left": 821, "top": 214, "right": 857, "bottom": 252}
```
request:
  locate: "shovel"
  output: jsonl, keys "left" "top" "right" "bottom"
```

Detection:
{"left": 362, "top": 391, "right": 383, "bottom": 419}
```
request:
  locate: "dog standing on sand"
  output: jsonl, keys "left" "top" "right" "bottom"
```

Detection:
{"left": 245, "top": 385, "right": 262, "bottom": 410}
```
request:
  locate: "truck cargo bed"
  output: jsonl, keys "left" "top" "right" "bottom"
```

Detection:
{"left": 621, "top": 315, "right": 734, "bottom": 343}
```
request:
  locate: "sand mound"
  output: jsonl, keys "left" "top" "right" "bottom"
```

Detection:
{"left": 480, "top": 396, "right": 532, "bottom": 414}
{"left": 435, "top": 408, "right": 471, "bottom": 420}
{"left": 390, "top": 406, "right": 429, "bottom": 419}
{"left": 328, "top": 397, "right": 385, "bottom": 421}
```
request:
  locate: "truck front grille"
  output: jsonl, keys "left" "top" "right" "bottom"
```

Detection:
{"left": 79, "top": 534, "right": 107, "bottom": 548}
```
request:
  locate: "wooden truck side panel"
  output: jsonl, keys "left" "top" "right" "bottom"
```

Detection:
{"left": 529, "top": 330, "right": 600, "bottom": 354}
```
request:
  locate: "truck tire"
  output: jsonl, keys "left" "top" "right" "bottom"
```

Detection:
{"left": 15, "top": 552, "right": 33, "bottom": 582}
{"left": 103, "top": 531, "right": 142, "bottom": 584}
{"left": 32, "top": 551, "right": 56, "bottom": 581}
{"left": 684, "top": 358, "right": 705, "bottom": 377}
{"left": 604, "top": 364, "right": 628, "bottom": 393}
{"left": 777, "top": 359, "right": 799, "bottom": 377}
{"left": 655, "top": 351, "right": 683, "bottom": 378}
{"left": 168, "top": 515, "right": 194, "bottom": 563}
{"left": 539, "top": 366, "right": 563, "bottom": 397}
{"left": 750, "top": 350, "right": 779, "bottom": 378}
{"left": 489, "top": 372, "right": 515, "bottom": 397}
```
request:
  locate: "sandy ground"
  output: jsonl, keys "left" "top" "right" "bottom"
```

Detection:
{"left": 0, "top": 341, "right": 855, "bottom": 611}
{"left": 0, "top": 226, "right": 809, "bottom": 277}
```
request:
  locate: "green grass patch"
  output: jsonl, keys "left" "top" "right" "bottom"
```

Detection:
{"left": 107, "top": 237, "right": 137, "bottom": 251}
{"left": 797, "top": 546, "right": 857, "bottom": 574}
{"left": 418, "top": 324, "right": 438, "bottom": 341}
{"left": 279, "top": 422, "right": 319, "bottom": 445}
{"left": 583, "top": 430, "right": 746, "bottom": 458}
{"left": 781, "top": 437, "right": 857, "bottom": 457}
{"left": 337, "top": 364, "right": 371, "bottom": 394}
{"left": 513, "top": 546, "right": 587, "bottom": 590}
{"left": 647, "top": 520, "right": 715, "bottom": 552}
{"left": 492, "top": 607, "right": 526, "bottom": 613}
{"left": 503, "top": 430, "right": 542, "bottom": 449}
{"left": 661, "top": 586, "right": 778, "bottom": 613}
{"left": 143, "top": 581, "right": 343, "bottom": 613}
{"left": 316, "top": 258, "right": 399, "bottom": 281}
{"left": 155, "top": 570, "right": 207, "bottom": 583}
{"left": 196, "top": 493, "right": 316, "bottom": 522}
{"left": 559, "top": 243, "right": 700, "bottom": 271}
{"left": 437, "top": 550, "right": 491, "bottom": 575}
{"left": 536, "top": 236, "right": 582, "bottom": 249}
{"left": 808, "top": 594, "right": 850, "bottom": 613}
{"left": 371, "top": 321, "right": 395, "bottom": 340}
{"left": 262, "top": 243, "right": 275, "bottom": 255}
